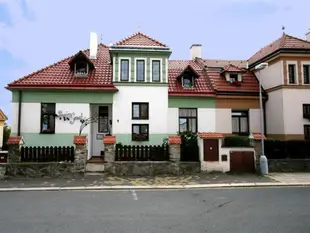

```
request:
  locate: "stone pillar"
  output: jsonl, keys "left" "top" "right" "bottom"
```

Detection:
{"left": 73, "top": 136, "right": 87, "bottom": 173}
{"left": 103, "top": 136, "right": 116, "bottom": 173}
{"left": 168, "top": 136, "right": 181, "bottom": 162}
{"left": 103, "top": 136, "right": 116, "bottom": 162}
{"left": 251, "top": 133, "right": 267, "bottom": 173}
{"left": 168, "top": 136, "right": 181, "bottom": 175}
{"left": 7, "top": 136, "right": 24, "bottom": 163}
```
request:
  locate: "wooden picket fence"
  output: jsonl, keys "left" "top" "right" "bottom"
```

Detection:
{"left": 20, "top": 146, "right": 75, "bottom": 162}
{"left": 115, "top": 144, "right": 169, "bottom": 161}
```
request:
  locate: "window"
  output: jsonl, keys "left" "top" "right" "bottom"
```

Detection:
{"left": 303, "top": 65, "right": 310, "bottom": 84}
{"left": 179, "top": 108, "right": 197, "bottom": 133}
{"left": 98, "top": 106, "right": 109, "bottom": 133}
{"left": 152, "top": 60, "right": 161, "bottom": 82}
{"left": 288, "top": 64, "right": 296, "bottom": 84}
{"left": 182, "top": 75, "right": 193, "bottom": 88}
{"left": 229, "top": 74, "right": 238, "bottom": 82}
{"left": 75, "top": 61, "right": 88, "bottom": 77}
{"left": 120, "top": 59, "right": 129, "bottom": 81}
{"left": 132, "top": 103, "right": 149, "bottom": 119}
{"left": 41, "top": 103, "right": 56, "bottom": 134}
{"left": 231, "top": 110, "right": 249, "bottom": 135}
{"left": 136, "top": 60, "right": 145, "bottom": 82}
{"left": 303, "top": 104, "right": 310, "bottom": 118}
{"left": 304, "top": 125, "right": 310, "bottom": 141}
{"left": 132, "top": 124, "right": 149, "bottom": 141}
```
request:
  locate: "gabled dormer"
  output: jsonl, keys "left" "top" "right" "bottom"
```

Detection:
{"left": 68, "top": 51, "right": 95, "bottom": 77}
{"left": 221, "top": 65, "right": 245, "bottom": 85}
{"left": 178, "top": 65, "right": 200, "bottom": 89}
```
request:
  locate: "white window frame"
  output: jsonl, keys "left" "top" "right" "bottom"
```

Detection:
{"left": 134, "top": 58, "right": 147, "bottom": 82}
{"left": 150, "top": 58, "right": 162, "bottom": 83}
{"left": 74, "top": 62, "right": 89, "bottom": 77}
{"left": 118, "top": 57, "right": 131, "bottom": 82}
{"left": 301, "top": 61, "right": 310, "bottom": 85}
{"left": 287, "top": 61, "right": 298, "bottom": 85}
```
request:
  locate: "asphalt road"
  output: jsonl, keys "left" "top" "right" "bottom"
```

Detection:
{"left": 0, "top": 187, "right": 309, "bottom": 233}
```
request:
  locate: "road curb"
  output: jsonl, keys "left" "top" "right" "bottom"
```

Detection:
{"left": 1, "top": 182, "right": 310, "bottom": 192}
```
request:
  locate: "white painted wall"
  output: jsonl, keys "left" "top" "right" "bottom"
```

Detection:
{"left": 282, "top": 88, "right": 310, "bottom": 135}
{"left": 113, "top": 85, "right": 169, "bottom": 134}
{"left": 254, "top": 60, "right": 284, "bottom": 89}
{"left": 198, "top": 138, "right": 255, "bottom": 173}
{"left": 215, "top": 108, "right": 261, "bottom": 134}
{"left": 168, "top": 108, "right": 216, "bottom": 134}
{"left": 265, "top": 89, "right": 285, "bottom": 135}
{"left": 11, "top": 103, "right": 91, "bottom": 134}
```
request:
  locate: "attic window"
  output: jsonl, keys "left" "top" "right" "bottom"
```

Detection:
{"left": 182, "top": 71, "right": 194, "bottom": 88}
{"left": 229, "top": 74, "right": 238, "bottom": 82}
{"left": 75, "top": 61, "right": 89, "bottom": 77}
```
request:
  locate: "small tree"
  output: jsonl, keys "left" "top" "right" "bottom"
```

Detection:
{"left": 2, "top": 122, "right": 11, "bottom": 150}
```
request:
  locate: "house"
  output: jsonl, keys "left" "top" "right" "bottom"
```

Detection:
{"left": 0, "top": 109, "right": 8, "bottom": 150}
{"left": 6, "top": 31, "right": 262, "bottom": 161}
{"left": 248, "top": 32, "right": 310, "bottom": 140}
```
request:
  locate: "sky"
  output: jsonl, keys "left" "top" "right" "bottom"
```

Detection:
{"left": 0, "top": 0, "right": 310, "bottom": 123}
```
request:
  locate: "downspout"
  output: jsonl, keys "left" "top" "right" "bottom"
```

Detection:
{"left": 263, "top": 96, "right": 267, "bottom": 136}
{"left": 17, "top": 90, "right": 22, "bottom": 136}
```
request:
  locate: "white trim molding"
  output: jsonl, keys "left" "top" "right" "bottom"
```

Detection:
{"left": 118, "top": 57, "right": 131, "bottom": 82}
{"left": 113, "top": 56, "right": 116, "bottom": 82}
{"left": 134, "top": 57, "right": 147, "bottom": 82}
{"left": 150, "top": 58, "right": 162, "bottom": 83}
{"left": 301, "top": 61, "right": 310, "bottom": 85}
{"left": 286, "top": 61, "right": 298, "bottom": 85}
{"left": 165, "top": 58, "right": 168, "bottom": 83}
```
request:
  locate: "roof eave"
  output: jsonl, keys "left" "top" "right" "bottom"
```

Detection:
{"left": 168, "top": 91, "right": 215, "bottom": 97}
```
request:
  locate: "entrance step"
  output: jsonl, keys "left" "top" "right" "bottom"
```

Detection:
{"left": 86, "top": 163, "right": 105, "bottom": 173}
{"left": 85, "top": 172, "right": 106, "bottom": 176}
{"left": 87, "top": 156, "right": 105, "bottom": 163}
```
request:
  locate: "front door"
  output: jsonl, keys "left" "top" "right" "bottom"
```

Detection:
{"left": 91, "top": 105, "right": 110, "bottom": 156}
{"left": 203, "top": 139, "right": 219, "bottom": 161}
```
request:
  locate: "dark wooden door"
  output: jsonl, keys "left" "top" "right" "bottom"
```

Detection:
{"left": 230, "top": 151, "right": 255, "bottom": 173}
{"left": 203, "top": 139, "right": 219, "bottom": 161}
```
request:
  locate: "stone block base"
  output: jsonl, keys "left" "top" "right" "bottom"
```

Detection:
{"left": 268, "top": 159, "right": 310, "bottom": 172}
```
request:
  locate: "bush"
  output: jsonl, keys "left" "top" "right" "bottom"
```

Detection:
{"left": 223, "top": 135, "right": 250, "bottom": 147}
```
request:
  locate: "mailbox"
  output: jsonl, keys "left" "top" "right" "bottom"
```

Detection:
{"left": 0, "top": 151, "right": 8, "bottom": 163}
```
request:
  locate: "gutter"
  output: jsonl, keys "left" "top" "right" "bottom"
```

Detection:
{"left": 17, "top": 90, "right": 22, "bottom": 136}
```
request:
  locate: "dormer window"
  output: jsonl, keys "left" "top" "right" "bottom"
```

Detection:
{"left": 68, "top": 50, "right": 95, "bottom": 78}
{"left": 75, "top": 61, "right": 89, "bottom": 77}
{"left": 182, "top": 74, "right": 194, "bottom": 88}
{"left": 229, "top": 73, "right": 238, "bottom": 82}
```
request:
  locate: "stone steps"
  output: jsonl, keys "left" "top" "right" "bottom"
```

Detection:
{"left": 85, "top": 163, "right": 105, "bottom": 173}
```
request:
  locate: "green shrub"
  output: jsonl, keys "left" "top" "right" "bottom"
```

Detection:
{"left": 223, "top": 135, "right": 250, "bottom": 147}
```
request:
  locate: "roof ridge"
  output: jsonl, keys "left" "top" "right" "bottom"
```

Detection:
{"left": 7, "top": 44, "right": 107, "bottom": 87}
{"left": 249, "top": 35, "right": 283, "bottom": 60}
{"left": 284, "top": 33, "right": 310, "bottom": 45}
{"left": 114, "top": 31, "right": 167, "bottom": 47}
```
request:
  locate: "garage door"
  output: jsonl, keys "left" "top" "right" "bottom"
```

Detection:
{"left": 230, "top": 151, "right": 255, "bottom": 173}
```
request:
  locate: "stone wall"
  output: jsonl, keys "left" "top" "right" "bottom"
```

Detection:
{"left": 0, "top": 162, "right": 83, "bottom": 179}
{"left": 268, "top": 159, "right": 310, "bottom": 172}
{"left": 108, "top": 161, "right": 200, "bottom": 176}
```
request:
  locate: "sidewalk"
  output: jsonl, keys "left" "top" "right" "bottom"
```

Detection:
{"left": 0, "top": 173, "right": 275, "bottom": 191}
{"left": 0, "top": 173, "right": 309, "bottom": 192}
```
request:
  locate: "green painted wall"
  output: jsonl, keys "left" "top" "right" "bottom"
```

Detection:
{"left": 12, "top": 90, "right": 115, "bottom": 103}
{"left": 11, "top": 133, "right": 87, "bottom": 146}
{"left": 168, "top": 96, "right": 216, "bottom": 108}
{"left": 112, "top": 51, "right": 169, "bottom": 83}
{"left": 115, "top": 134, "right": 168, "bottom": 145}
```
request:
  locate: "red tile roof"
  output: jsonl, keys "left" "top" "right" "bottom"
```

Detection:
{"left": 168, "top": 60, "right": 215, "bottom": 96}
{"left": 252, "top": 133, "right": 267, "bottom": 140}
{"left": 198, "top": 132, "right": 224, "bottom": 139}
{"left": 168, "top": 136, "right": 182, "bottom": 145}
{"left": 103, "top": 136, "right": 116, "bottom": 145}
{"left": 73, "top": 135, "right": 87, "bottom": 145}
{"left": 7, "top": 136, "right": 24, "bottom": 145}
{"left": 114, "top": 32, "right": 168, "bottom": 47}
{"left": 6, "top": 44, "right": 117, "bottom": 91}
{"left": 197, "top": 58, "right": 247, "bottom": 68}
{"left": 248, "top": 33, "right": 310, "bottom": 65}
{"left": 205, "top": 67, "right": 259, "bottom": 93}
{"left": 221, "top": 64, "right": 245, "bottom": 73}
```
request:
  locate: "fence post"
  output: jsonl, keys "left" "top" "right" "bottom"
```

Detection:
{"left": 103, "top": 136, "right": 116, "bottom": 173}
{"left": 7, "top": 136, "right": 24, "bottom": 163}
{"left": 73, "top": 135, "right": 87, "bottom": 173}
{"left": 168, "top": 136, "right": 181, "bottom": 175}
